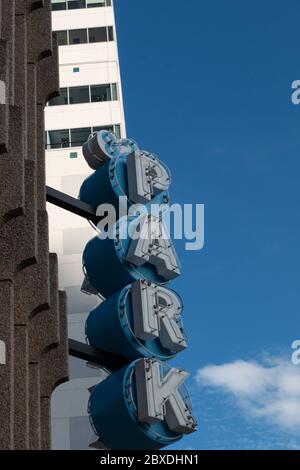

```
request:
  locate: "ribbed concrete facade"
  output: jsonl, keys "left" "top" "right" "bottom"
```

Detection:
{"left": 0, "top": 0, "right": 69, "bottom": 450}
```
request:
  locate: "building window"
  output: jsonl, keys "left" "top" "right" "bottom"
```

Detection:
{"left": 93, "top": 125, "right": 113, "bottom": 133}
{"left": 88, "top": 27, "right": 107, "bottom": 43}
{"left": 70, "top": 127, "right": 91, "bottom": 147}
{"left": 48, "top": 88, "right": 68, "bottom": 106}
{"left": 92, "top": 125, "right": 119, "bottom": 139}
{"left": 48, "top": 83, "right": 118, "bottom": 106}
{"left": 51, "top": 0, "right": 67, "bottom": 10}
{"left": 46, "top": 125, "right": 121, "bottom": 149}
{"left": 90, "top": 84, "right": 111, "bottom": 102}
{"left": 67, "top": 0, "right": 85, "bottom": 9}
{"left": 69, "top": 29, "right": 88, "bottom": 45}
{"left": 113, "top": 124, "right": 121, "bottom": 140}
{"left": 48, "top": 129, "right": 70, "bottom": 149}
{"left": 68, "top": 86, "right": 89, "bottom": 104}
{"left": 51, "top": 0, "right": 112, "bottom": 10}
{"left": 111, "top": 83, "right": 118, "bottom": 101}
{"left": 56, "top": 30, "right": 68, "bottom": 46}
{"left": 108, "top": 26, "right": 114, "bottom": 41}
{"left": 55, "top": 27, "right": 114, "bottom": 46}
{"left": 86, "top": 0, "right": 108, "bottom": 8}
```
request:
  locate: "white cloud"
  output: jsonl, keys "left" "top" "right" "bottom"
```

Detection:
{"left": 196, "top": 358, "right": 300, "bottom": 430}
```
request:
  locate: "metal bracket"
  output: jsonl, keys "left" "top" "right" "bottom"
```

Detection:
{"left": 46, "top": 186, "right": 128, "bottom": 371}
{"left": 69, "top": 339, "right": 127, "bottom": 372}
{"left": 46, "top": 185, "right": 101, "bottom": 226}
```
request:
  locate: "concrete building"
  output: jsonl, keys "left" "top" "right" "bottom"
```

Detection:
{"left": 0, "top": 0, "right": 68, "bottom": 450}
{"left": 45, "top": 0, "right": 126, "bottom": 449}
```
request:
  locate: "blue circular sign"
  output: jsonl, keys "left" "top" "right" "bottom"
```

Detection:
{"left": 86, "top": 283, "right": 184, "bottom": 361}
{"left": 89, "top": 359, "right": 189, "bottom": 450}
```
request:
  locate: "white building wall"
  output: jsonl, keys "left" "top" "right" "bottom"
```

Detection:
{"left": 46, "top": 101, "right": 123, "bottom": 130}
{"left": 45, "top": 0, "right": 126, "bottom": 450}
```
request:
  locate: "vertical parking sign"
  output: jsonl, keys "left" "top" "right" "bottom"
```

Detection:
{"left": 79, "top": 130, "right": 197, "bottom": 450}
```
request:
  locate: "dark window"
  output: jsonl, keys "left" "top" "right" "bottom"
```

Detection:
{"left": 67, "top": 0, "right": 85, "bottom": 8}
{"left": 108, "top": 26, "right": 114, "bottom": 41}
{"left": 93, "top": 125, "right": 113, "bottom": 133}
{"left": 48, "top": 129, "right": 70, "bottom": 149}
{"left": 48, "top": 88, "right": 68, "bottom": 106}
{"left": 69, "top": 86, "right": 89, "bottom": 104}
{"left": 91, "top": 84, "right": 111, "bottom": 102}
{"left": 114, "top": 124, "right": 121, "bottom": 140}
{"left": 88, "top": 27, "right": 107, "bottom": 43}
{"left": 92, "top": 125, "right": 120, "bottom": 138}
{"left": 56, "top": 30, "right": 68, "bottom": 46}
{"left": 52, "top": 0, "right": 111, "bottom": 9}
{"left": 86, "top": 0, "right": 106, "bottom": 6}
{"left": 46, "top": 126, "right": 121, "bottom": 150}
{"left": 111, "top": 83, "right": 118, "bottom": 100}
{"left": 51, "top": 0, "right": 67, "bottom": 10}
{"left": 69, "top": 29, "right": 88, "bottom": 45}
{"left": 71, "top": 127, "right": 91, "bottom": 147}
{"left": 68, "top": 0, "right": 86, "bottom": 9}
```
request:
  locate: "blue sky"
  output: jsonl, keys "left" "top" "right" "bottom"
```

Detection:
{"left": 114, "top": 0, "right": 300, "bottom": 450}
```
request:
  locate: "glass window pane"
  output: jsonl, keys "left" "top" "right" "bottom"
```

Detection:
{"left": 45, "top": 131, "right": 49, "bottom": 149}
{"left": 92, "top": 125, "right": 113, "bottom": 133}
{"left": 51, "top": 0, "right": 67, "bottom": 10}
{"left": 106, "top": 0, "right": 112, "bottom": 6}
{"left": 111, "top": 83, "right": 118, "bottom": 100}
{"left": 90, "top": 84, "right": 111, "bottom": 102}
{"left": 88, "top": 27, "right": 107, "bottom": 43}
{"left": 70, "top": 127, "right": 91, "bottom": 147}
{"left": 86, "top": 0, "right": 105, "bottom": 6}
{"left": 107, "top": 26, "right": 114, "bottom": 41}
{"left": 114, "top": 124, "right": 121, "bottom": 140}
{"left": 56, "top": 30, "right": 68, "bottom": 46}
{"left": 67, "top": 0, "right": 86, "bottom": 9}
{"left": 48, "top": 129, "right": 70, "bottom": 149}
{"left": 69, "top": 86, "right": 89, "bottom": 104}
{"left": 69, "top": 29, "right": 88, "bottom": 45}
{"left": 48, "top": 88, "right": 68, "bottom": 106}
